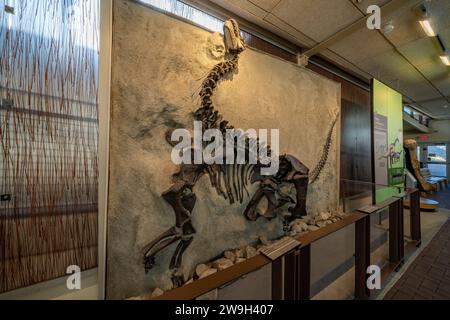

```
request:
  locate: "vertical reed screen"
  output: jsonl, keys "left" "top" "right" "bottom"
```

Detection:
{"left": 0, "top": 0, "right": 99, "bottom": 293}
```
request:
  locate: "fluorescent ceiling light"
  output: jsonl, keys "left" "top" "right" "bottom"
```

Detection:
{"left": 440, "top": 55, "right": 450, "bottom": 66}
{"left": 419, "top": 20, "right": 436, "bottom": 37}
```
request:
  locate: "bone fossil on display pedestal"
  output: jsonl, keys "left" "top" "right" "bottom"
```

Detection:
{"left": 142, "top": 19, "right": 339, "bottom": 288}
{"left": 404, "top": 139, "right": 436, "bottom": 193}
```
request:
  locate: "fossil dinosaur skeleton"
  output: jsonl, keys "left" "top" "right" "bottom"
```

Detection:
{"left": 143, "top": 19, "right": 339, "bottom": 287}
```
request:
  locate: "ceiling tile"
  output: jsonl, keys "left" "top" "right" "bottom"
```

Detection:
{"left": 382, "top": 2, "right": 427, "bottom": 47}
{"left": 432, "top": 77, "right": 450, "bottom": 97}
{"left": 210, "top": 0, "right": 267, "bottom": 19}
{"left": 420, "top": 98, "right": 450, "bottom": 117}
{"left": 320, "top": 49, "right": 373, "bottom": 80}
{"left": 263, "top": 13, "right": 317, "bottom": 47}
{"left": 358, "top": 49, "right": 440, "bottom": 101}
{"left": 271, "top": 0, "right": 362, "bottom": 42}
{"left": 352, "top": 0, "right": 391, "bottom": 13}
{"left": 416, "top": 61, "right": 450, "bottom": 86}
{"left": 439, "top": 26, "right": 450, "bottom": 49}
{"left": 397, "top": 36, "right": 443, "bottom": 67}
{"left": 429, "top": 0, "right": 450, "bottom": 34}
{"left": 247, "top": 0, "right": 280, "bottom": 12}
{"left": 329, "top": 28, "right": 392, "bottom": 64}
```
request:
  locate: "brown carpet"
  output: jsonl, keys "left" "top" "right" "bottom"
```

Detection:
{"left": 426, "top": 187, "right": 450, "bottom": 210}
{"left": 384, "top": 219, "right": 450, "bottom": 300}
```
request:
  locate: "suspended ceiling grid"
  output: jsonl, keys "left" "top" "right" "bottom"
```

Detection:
{"left": 206, "top": 0, "right": 450, "bottom": 119}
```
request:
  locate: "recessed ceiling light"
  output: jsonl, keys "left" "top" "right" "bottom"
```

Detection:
{"left": 419, "top": 20, "right": 436, "bottom": 37}
{"left": 440, "top": 55, "right": 450, "bottom": 66}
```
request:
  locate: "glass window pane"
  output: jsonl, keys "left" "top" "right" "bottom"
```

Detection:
{"left": 427, "top": 145, "right": 446, "bottom": 162}
{"left": 428, "top": 164, "right": 447, "bottom": 177}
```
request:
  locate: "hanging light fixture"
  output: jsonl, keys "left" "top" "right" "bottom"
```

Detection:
{"left": 417, "top": 3, "right": 436, "bottom": 37}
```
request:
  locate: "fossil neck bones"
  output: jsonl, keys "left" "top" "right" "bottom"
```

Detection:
{"left": 143, "top": 19, "right": 339, "bottom": 288}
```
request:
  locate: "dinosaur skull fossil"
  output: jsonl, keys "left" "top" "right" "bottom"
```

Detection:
{"left": 223, "top": 19, "right": 245, "bottom": 53}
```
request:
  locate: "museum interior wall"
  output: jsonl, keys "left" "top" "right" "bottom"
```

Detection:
{"left": 106, "top": 1, "right": 341, "bottom": 299}
{"left": 0, "top": 1, "right": 99, "bottom": 294}
{"left": 0, "top": 0, "right": 387, "bottom": 300}
{"left": 306, "top": 64, "right": 372, "bottom": 184}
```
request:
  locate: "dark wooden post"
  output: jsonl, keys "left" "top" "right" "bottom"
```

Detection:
{"left": 272, "top": 258, "right": 283, "bottom": 300}
{"left": 284, "top": 251, "right": 297, "bottom": 300}
{"left": 297, "top": 245, "right": 311, "bottom": 300}
{"left": 389, "top": 200, "right": 400, "bottom": 263}
{"left": 410, "top": 190, "right": 421, "bottom": 243}
{"left": 355, "top": 214, "right": 370, "bottom": 299}
{"left": 399, "top": 199, "right": 405, "bottom": 260}
{"left": 389, "top": 199, "right": 405, "bottom": 264}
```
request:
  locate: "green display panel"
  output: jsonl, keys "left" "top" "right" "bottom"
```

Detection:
{"left": 372, "top": 79, "right": 404, "bottom": 203}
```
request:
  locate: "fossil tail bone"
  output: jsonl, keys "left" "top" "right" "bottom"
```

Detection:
{"left": 309, "top": 113, "right": 339, "bottom": 184}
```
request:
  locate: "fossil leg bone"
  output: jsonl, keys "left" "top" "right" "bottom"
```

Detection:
{"left": 288, "top": 175, "right": 310, "bottom": 220}
{"left": 169, "top": 236, "right": 194, "bottom": 288}
{"left": 143, "top": 227, "right": 181, "bottom": 272}
{"left": 142, "top": 166, "right": 202, "bottom": 283}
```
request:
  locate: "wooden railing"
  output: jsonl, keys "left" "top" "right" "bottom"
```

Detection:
{"left": 153, "top": 188, "right": 421, "bottom": 300}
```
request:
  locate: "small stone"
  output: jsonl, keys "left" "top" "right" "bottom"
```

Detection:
{"left": 289, "top": 219, "right": 300, "bottom": 227}
{"left": 151, "top": 288, "right": 164, "bottom": 298}
{"left": 234, "top": 248, "right": 244, "bottom": 258}
{"left": 184, "top": 278, "right": 194, "bottom": 286}
{"left": 196, "top": 264, "right": 209, "bottom": 277}
{"left": 325, "top": 219, "right": 333, "bottom": 225}
{"left": 318, "top": 212, "right": 331, "bottom": 221}
{"left": 307, "top": 225, "right": 319, "bottom": 232}
{"left": 244, "top": 245, "right": 257, "bottom": 259}
{"left": 292, "top": 224, "right": 304, "bottom": 233}
{"left": 296, "top": 221, "right": 308, "bottom": 231}
{"left": 335, "top": 212, "right": 345, "bottom": 219}
{"left": 224, "top": 250, "right": 236, "bottom": 263}
{"left": 316, "top": 221, "right": 327, "bottom": 228}
{"left": 235, "top": 258, "right": 246, "bottom": 264}
{"left": 199, "top": 268, "right": 217, "bottom": 279}
{"left": 213, "top": 258, "right": 234, "bottom": 271}
{"left": 259, "top": 236, "right": 269, "bottom": 245}
{"left": 289, "top": 231, "right": 298, "bottom": 237}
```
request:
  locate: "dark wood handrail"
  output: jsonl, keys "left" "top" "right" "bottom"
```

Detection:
{"left": 152, "top": 211, "right": 368, "bottom": 300}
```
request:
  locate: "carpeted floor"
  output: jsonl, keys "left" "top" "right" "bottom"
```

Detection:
{"left": 426, "top": 187, "right": 450, "bottom": 210}
{"left": 384, "top": 219, "right": 450, "bottom": 300}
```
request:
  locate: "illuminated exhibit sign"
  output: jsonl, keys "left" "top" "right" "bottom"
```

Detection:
{"left": 372, "top": 79, "right": 404, "bottom": 200}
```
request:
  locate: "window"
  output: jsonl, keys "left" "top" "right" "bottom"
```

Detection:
{"left": 137, "top": 0, "right": 297, "bottom": 63}
{"left": 427, "top": 145, "right": 446, "bottom": 163}
{"left": 426, "top": 145, "right": 447, "bottom": 177}
{"left": 403, "top": 105, "right": 413, "bottom": 116}
{"left": 139, "top": 0, "right": 224, "bottom": 33}
{"left": 1, "top": 0, "right": 99, "bottom": 293}
{"left": 428, "top": 164, "right": 447, "bottom": 177}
